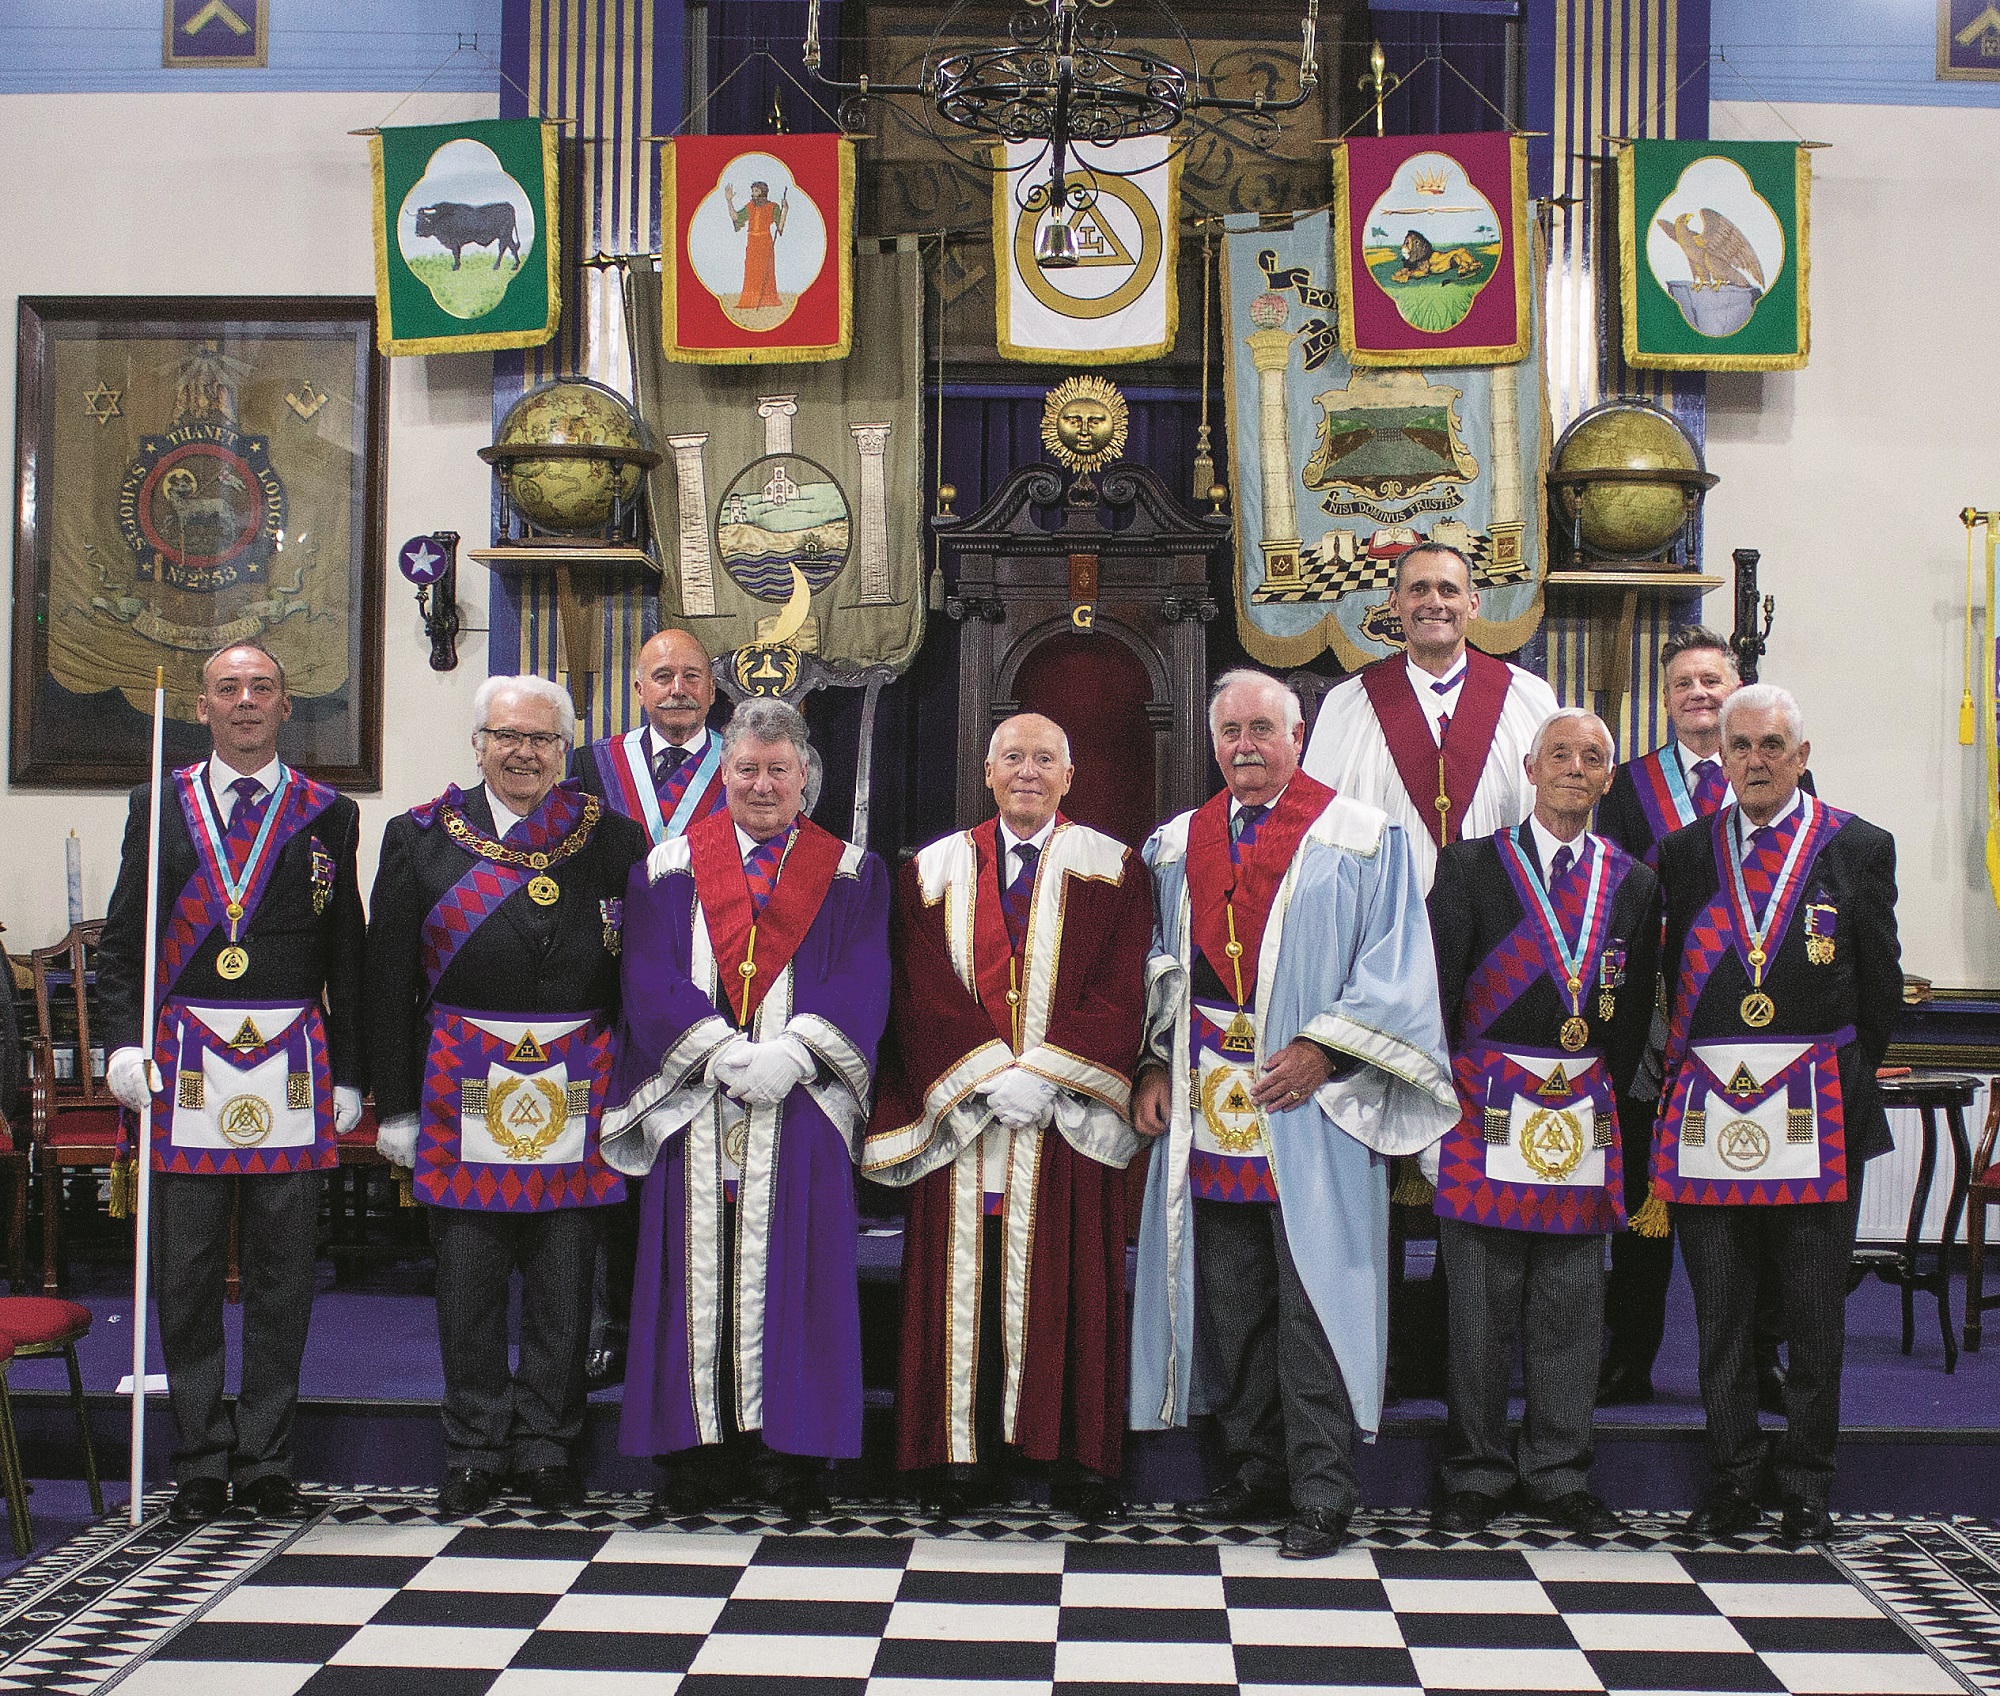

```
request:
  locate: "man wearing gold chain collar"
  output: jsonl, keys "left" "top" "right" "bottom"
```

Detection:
{"left": 1424, "top": 708, "right": 1659, "bottom": 1536}
{"left": 366, "top": 676, "right": 647, "bottom": 1518}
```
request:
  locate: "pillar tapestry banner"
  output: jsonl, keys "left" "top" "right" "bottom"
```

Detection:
{"left": 1221, "top": 211, "right": 1548, "bottom": 670}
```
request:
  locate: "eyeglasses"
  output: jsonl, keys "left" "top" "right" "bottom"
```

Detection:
{"left": 478, "top": 728, "right": 566, "bottom": 752}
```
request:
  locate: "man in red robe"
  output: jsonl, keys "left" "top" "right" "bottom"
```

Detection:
{"left": 725, "top": 180, "right": 787, "bottom": 311}
{"left": 866, "top": 713, "right": 1153, "bottom": 1518}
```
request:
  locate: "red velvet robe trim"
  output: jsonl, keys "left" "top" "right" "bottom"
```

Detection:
{"left": 686, "top": 811, "right": 845, "bottom": 1025}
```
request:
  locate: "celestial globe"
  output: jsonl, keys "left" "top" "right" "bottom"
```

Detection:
{"left": 1550, "top": 399, "right": 1712, "bottom": 561}
{"left": 483, "top": 379, "right": 652, "bottom": 538}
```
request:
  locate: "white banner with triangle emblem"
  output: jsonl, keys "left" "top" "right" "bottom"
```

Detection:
{"left": 994, "top": 137, "right": 1179, "bottom": 364}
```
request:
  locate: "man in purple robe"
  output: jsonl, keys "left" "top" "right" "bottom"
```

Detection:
{"left": 603, "top": 697, "right": 890, "bottom": 1517}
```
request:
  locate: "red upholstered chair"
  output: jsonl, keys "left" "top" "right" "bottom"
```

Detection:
{"left": 27, "top": 924, "right": 124, "bottom": 1295}
{"left": 0, "top": 1336, "right": 32, "bottom": 1556}
{"left": 0, "top": 1296, "right": 102, "bottom": 1517}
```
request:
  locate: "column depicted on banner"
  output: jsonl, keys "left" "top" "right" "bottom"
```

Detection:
{"left": 370, "top": 119, "right": 561, "bottom": 356}
{"left": 995, "top": 138, "right": 1178, "bottom": 364}
{"left": 1332, "top": 133, "right": 1532, "bottom": 366}
{"left": 1222, "top": 211, "right": 1547, "bottom": 671}
{"left": 662, "top": 136, "right": 854, "bottom": 364}
{"left": 1618, "top": 140, "right": 1810, "bottom": 371}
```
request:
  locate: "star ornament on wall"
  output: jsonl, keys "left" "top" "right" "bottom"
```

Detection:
{"left": 82, "top": 382, "right": 123, "bottom": 426}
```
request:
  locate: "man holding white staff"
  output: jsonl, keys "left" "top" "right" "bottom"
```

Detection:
{"left": 100, "top": 643, "right": 365, "bottom": 1523}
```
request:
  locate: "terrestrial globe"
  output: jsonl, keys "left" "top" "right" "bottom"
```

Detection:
{"left": 1550, "top": 399, "right": 1713, "bottom": 561}
{"left": 482, "top": 379, "right": 655, "bottom": 538}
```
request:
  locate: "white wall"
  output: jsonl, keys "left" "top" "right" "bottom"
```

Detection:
{"left": 0, "top": 91, "right": 501, "bottom": 951}
{"left": 1702, "top": 99, "right": 2000, "bottom": 988}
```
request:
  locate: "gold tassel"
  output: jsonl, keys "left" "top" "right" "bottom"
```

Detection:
{"left": 107, "top": 1155, "right": 137, "bottom": 1220}
{"left": 1391, "top": 1157, "right": 1435, "bottom": 1208}
{"left": 1630, "top": 1192, "right": 1671, "bottom": 1238}
{"left": 1963, "top": 690, "right": 1977, "bottom": 748}
{"left": 1966, "top": 515, "right": 1981, "bottom": 746}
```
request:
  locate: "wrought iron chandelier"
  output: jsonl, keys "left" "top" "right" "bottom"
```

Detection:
{"left": 804, "top": 0, "right": 1321, "bottom": 266}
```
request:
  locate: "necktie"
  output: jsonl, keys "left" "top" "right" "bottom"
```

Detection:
{"left": 652, "top": 743, "right": 689, "bottom": 794}
{"left": 1230, "top": 802, "right": 1269, "bottom": 864}
{"left": 1432, "top": 667, "right": 1462, "bottom": 743}
{"left": 224, "top": 776, "right": 266, "bottom": 872}
{"left": 1549, "top": 844, "right": 1573, "bottom": 885}
{"left": 743, "top": 832, "right": 787, "bottom": 914}
{"left": 1001, "top": 842, "right": 1039, "bottom": 952}
{"left": 1691, "top": 758, "right": 1726, "bottom": 815}
{"left": 1738, "top": 822, "right": 1783, "bottom": 917}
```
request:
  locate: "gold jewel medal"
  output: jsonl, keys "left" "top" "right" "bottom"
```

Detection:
{"left": 1520, "top": 1107, "right": 1585, "bottom": 1182}
{"left": 526, "top": 874, "right": 560, "bottom": 906}
{"left": 216, "top": 944, "right": 250, "bottom": 980}
{"left": 1597, "top": 989, "right": 1616, "bottom": 1021}
{"left": 1724, "top": 799, "right": 1819, "bottom": 1039}
{"left": 1558, "top": 1016, "right": 1589, "bottom": 1052}
{"left": 217, "top": 1093, "right": 273, "bottom": 1148}
{"left": 1221, "top": 1012, "right": 1257, "bottom": 1054}
{"left": 1740, "top": 992, "right": 1776, "bottom": 1028}
{"left": 1199, "top": 1064, "right": 1267, "bottom": 1155}
{"left": 1219, "top": 901, "right": 1258, "bottom": 1054}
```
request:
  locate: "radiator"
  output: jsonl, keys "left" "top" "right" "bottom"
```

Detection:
{"left": 1864, "top": 1083, "right": 1986, "bottom": 1245}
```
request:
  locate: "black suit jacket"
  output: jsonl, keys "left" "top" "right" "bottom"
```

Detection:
{"left": 1596, "top": 746, "right": 1816, "bottom": 862}
{"left": 364, "top": 787, "right": 648, "bottom": 1119}
{"left": 98, "top": 776, "right": 365, "bottom": 1084}
{"left": 1656, "top": 805, "right": 1900, "bottom": 1163}
{"left": 1430, "top": 831, "right": 1661, "bottom": 1101}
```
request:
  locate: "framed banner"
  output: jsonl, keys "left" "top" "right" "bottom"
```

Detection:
{"left": 1940, "top": 0, "right": 2000, "bottom": 80}
{"left": 10, "top": 297, "right": 386, "bottom": 789}
{"left": 662, "top": 135, "right": 854, "bottom": 365}
{"left": 1618, "top": 139, "right": 1810, "bottom": 372}
{"left": 1332, "top": 132, "right": 1531, "bottom": 366}
{"left": 995, "top": 137, "right": 1179, "bottom": 364}
{"left": 369, "top": 118, "right": 561, "bottom": 357}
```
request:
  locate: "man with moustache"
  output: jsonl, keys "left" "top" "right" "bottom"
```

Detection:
{"left": 1648, "top": 684, "right": 1899, "bottom": 1543}
{"left": 572, "top": 627, "right": 727, "bottom": 1388}
{"left": 1303, "top": 543, "right": 1558, "bottom": 891}
{"left": 1425, "top": 709, "right": 1659, "bottom": 1534}
{"left": 100, "top": 643, "right": 365, "bottom": 1523}
{"left": 1131, "top": 670, "right": 1457, "bottom": 1557}
{"left": 866, "top": 713, "right": 1153, "bottom": 1518}
{"left": 367, "top": 676, "right": 647, "bottom": 1515}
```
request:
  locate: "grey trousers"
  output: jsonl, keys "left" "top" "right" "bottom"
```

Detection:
{"left": 1193, "top": 1198, "right": 1359, "bottom": 1514}
{"left": 1675, "top": 1185, "right": 1861, "bottom": 1508}
{"left": 1439, "top": 1217, "right": 1604, "bottom": 1502}
{"left": 431, "top": 1205, "right": 600, "bottom": 1474}
{"left": 153, "top": 1170, "right": 321, "bottom": 1487}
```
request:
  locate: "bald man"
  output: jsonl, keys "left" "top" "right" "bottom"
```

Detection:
{"left": 866, "top": 714, "right": 1154, "bottom": 1519}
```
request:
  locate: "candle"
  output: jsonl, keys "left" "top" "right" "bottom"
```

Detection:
{"left": 65, "top": 831, "right": 82, "bottom": 928}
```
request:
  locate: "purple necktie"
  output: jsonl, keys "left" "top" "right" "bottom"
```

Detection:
{"left": 1549, "top": 844, "right": 1573, "bottom": 886}
{"left": 652, "top": 742, "right": 689, "bottom": 796}
{"left": 1230, "top": 803, "right": 1269, "bottom": 865}
{"left": 1691, "top": 758, "right": 1727, "bottom": 815}
{"left": 743, "top": 832, "right": 786, "bottom": 915}
{"left": 224, "top": 776, "right": 266, "bottom": 871}
{"left": 1001, "top": 842, "right": 1039, "bottom": 952}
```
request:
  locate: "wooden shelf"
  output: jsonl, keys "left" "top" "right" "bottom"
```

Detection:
{"left": 468, "top": 546, "right": 660, "bottom": 694}
{"left": 1542, "top": 571, "right": 1723, "bottom": 709}
{"left": 1544, "top": 570, "right": 1723, "bottom": 590}
{"left": 468, "top": 545, "right": 658, "bottom": 575}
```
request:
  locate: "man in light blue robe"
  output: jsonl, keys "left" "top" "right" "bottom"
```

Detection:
{"left": 1131, "top": 669, "right": 1457, "bottom": 1558}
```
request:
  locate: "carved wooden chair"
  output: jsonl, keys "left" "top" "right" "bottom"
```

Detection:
{"left": 26, "top": 923, "right": 124, "bottom": 1294}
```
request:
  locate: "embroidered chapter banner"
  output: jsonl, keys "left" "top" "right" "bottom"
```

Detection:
{"left": 1222, "top": 211, "right": 1546, "bottom": 670}
{"left": 995, "top": 138, "right": 1178, "bottom": 363}
{"left": 369, "top": 119, "right": 560, "bottom": 356}
{"left": 1332, "top": 132, "right": 1531, "bottom": 366}
{"left": 662, "top": 135, "right": 854, "bottom": 364}
{"left": 1619, "top": 139, "right": 1810, "bottom": 371}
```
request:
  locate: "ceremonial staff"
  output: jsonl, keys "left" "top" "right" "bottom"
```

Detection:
{"left": 127, "top": 667, "right": 166, "bottom": 1526}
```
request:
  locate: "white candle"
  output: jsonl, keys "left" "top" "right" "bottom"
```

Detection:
{"left": 65, "top": 831, "right": 82, "bottom": 928}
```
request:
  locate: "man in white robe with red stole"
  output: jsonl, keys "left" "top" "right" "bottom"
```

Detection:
{"left": 865, "top": 714, "right": 1153, "bottom": 1519}
{"left": 100, "top": 643, "right": 365, "bottom": 1525}
{"left": 1301, "top": 543, "right": 1558, "bottom": 892}
{"left": 1424, "top": 709, "right": 1659, "bottom": 1537}
{"left": 1131, "top": 670, "right": 1458, "bottom": 1559}
{"left": 604, "top": 698, "right": 890, "bottom": 1519}
{"left": 1646, "top": 684, "right": 1900, "bottom": 1546}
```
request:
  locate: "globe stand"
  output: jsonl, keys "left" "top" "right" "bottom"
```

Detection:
{"left": 470, "top": 544, "right": 661, "bottom": 703}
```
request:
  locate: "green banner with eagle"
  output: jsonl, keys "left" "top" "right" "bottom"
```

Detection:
{"left": 1618, "top": 139, "right": 1810, "bottom": 371}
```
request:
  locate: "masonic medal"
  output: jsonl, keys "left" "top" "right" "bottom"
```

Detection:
{"left": 216, "top": 944, "right": 250, "bottom": 981}
{"left": 527, "top": 874, "right": 560, "bottom": 906}
{"left": 1740, "top": 991, "right": 1776, "bottom": 1028}
{"left": 1722, "top": 798, "right": 1819, "bottom": 1033}
{"left": 1221, "top": 1012, "right": 1257, "bottom": 1053}
{"left": 1559, "top": 1016, "right": 1589, "bottom": 1052}
{"left": 1805, "top": 901, "right": 1836, "bottom": 965}
{"left": 1598, "top": 989, "right": 1616, "bottom": 1021}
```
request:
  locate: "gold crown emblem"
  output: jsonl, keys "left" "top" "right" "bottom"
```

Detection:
{"left": 1413, "top": 166, "right": 1448, "bottom": 195}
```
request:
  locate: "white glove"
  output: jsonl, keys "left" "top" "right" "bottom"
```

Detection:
{"left": 727, "top": 1036, "right": 816, "bottom": 1108}
{"left": 334, "top": 1086, "right": 364, "bottom": 1136}
{"left": 984, "top": 1066, "right": 1060, "bottom": 1131}
{"left": 1418, "top": 1138, "right": 1443, "bottom": 1188}
{"left": 376, "top": 1111, "right": 420, "bottom": 1167}
{"left": 706, "top": 1035, "right": 758, "bottom": 1093}
{"left": 106, "top": 1046, "right": 153, "bottom": 1112}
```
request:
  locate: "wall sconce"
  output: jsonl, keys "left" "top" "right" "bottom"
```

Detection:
{"left": 396, "top": 531, "right": 461, "bottom": 671}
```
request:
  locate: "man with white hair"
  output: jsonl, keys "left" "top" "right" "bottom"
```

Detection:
{"left": 1130, "top": 669, "right": 1458, "bottom": 1557}
{"left": 1302, "top": 543, "right": 1558, "bottom": 891}
{"left": 1647, "top": 683, "right": 1900, "bottom": 1544}
{"left": 1424, "top": 708, "right": 1659, "bottom": 1534}
{"left": 865, "top": 712, "right": 1153, "bottom": 1519}
{"left": 604, "top": 698, "right": 890, "bottom": 1519}
{"left": 366, "top": 674, "right": 648, "bottom": 1516}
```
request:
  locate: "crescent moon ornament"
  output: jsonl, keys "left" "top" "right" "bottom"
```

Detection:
{"left": 766, "top": 565, "right": 812, "bottom": 646}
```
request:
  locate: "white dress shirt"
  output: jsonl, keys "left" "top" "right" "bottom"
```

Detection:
{"left": 207, "top": 753, "right": 283, "bottom": 825}
{"left": 998, "top": 814, "right": 1057, "bottom": 875}
{"left": 1407, "top": 654, "right": 1468, "bottom": 745}
{"left": 1734, "top": 786, "right": 1803, "bottom": 854}
{"left": 1527, "top": 814, "right": 1590, "bottom": 884}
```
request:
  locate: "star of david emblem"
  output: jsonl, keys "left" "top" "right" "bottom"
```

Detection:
{"left": 82, "top": 382, "right": 123, "bottom": 426}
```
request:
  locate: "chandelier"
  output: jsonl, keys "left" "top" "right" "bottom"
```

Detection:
{"left": 804, "top": 0, "right": 1321, "bottom": 266}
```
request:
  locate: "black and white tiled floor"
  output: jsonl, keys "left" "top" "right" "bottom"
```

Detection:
{"left": 0, "top": 1493, "right": 1992, "bottom": 1695}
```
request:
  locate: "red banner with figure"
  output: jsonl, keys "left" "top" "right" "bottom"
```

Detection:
{"left": 662, "top": 134, "right": 853, "bottom": 364}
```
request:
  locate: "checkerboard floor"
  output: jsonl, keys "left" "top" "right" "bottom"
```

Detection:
{"left": 89, "top": 1510, "right": 1980, "bottom": 1696}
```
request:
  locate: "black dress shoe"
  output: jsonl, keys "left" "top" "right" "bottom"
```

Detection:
{"left": 1595, "top": 1364, "right": 1656, "bottom": 1406}
{"left": 437, "top": 1467, "right": 498, "bottom": 1518}
{"left": 1048, "top": 1464, "right": 1121, "bottom": 1521}
{"left": 235, "top": 1476, "right": 320, "bottom": 1521}
{"left": 1430, "top": 1489, "right": 1501, "bottom": 1534}
{"left": 169, "top": 1477, "right": 229, "bottom": 1524}
{"left": 1542, "top": 1490, "right": 1621, "bottom": 1535}
{"left": 583, "top": 1345, "right": 627, "bottom": 1394}
{"left": 1280, "top": 1506, "right": 1353, "bottom": 1559}
{"left": 526, "top": 1465, "right": 583, "bottom": 1513}
{"left": 765, "top": 1460, "right": 831, "bottom": 1519}
{"left": 1780, "top": 1498, "right": 1841, "bottom": 1544}
{"left": 1179, "top": 1476, "right": 1290, "bottom": 1524}
{"left": 916, "top": 1463, "right": 996, "bottom": 1517}
{"left": 1684, "top": 1486, "right": 1763, "bottom": 1538}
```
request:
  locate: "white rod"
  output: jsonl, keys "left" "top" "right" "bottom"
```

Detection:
{"left": 127, "top": 668, "right": 167, "bottom": 1526}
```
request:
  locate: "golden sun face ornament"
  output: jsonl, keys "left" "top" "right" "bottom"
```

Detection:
{"left": 1040, "top": 375, "right": 1129, "bottom": 474}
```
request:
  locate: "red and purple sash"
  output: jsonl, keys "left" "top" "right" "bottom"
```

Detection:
{"left": 155, "top": 763, "right": 336, "bottom": 997}
{"left": 412, "top": 781, "right": 598, "bottom": 995}
{"left": 1185, "top": 774, "right": 1335, "bottom": 1004}
{"left": 1651, "top": 1032, "right": 1849, "bottom": 1206}
{"left": 590, "top": 728, "right": 726, "bottom": 844}
{"left": 1628, "top": 745, "right": 1721, "bottom": 864}
{"left": 687, "top": 810, "right": 845, "bottom": 1026}
{"left": 1435, "top": 1040, "right": 1623, "bottom": 1234}
{"left": 1358, "top": 649, "right": 1512, "bottom": 849}
{"left": 139, "top": 996, "right": 334, "bottom": 1175}
{"left": 414, "top": 1005, "right": 623, "bottom": 1212}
